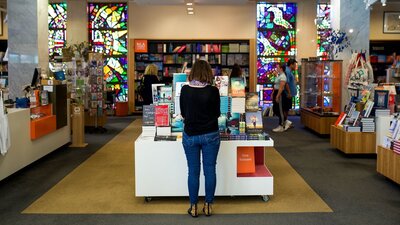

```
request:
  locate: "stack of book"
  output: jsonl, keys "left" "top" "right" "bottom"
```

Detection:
{"left": 220, "top": 96, "right": 231, "bottom": 114}
{"left": 393, "top": 140, "right": 400, "bottom": 155}
{"left": 375, "top": 109, "right": 390, "bottom": 117}
{"left": 343, "top": 125, "right": 361, "bottom": 132}
{"left": 156, "top": 126, "right": 171, "bottom": 136}
{"left": 142, "top": 126, "right": 156, "bottom": 137}
{"left": 219, "top": 133, "right": 270, "bottom": 141}
{"left": 361, "top": 118, "right": 375, "bottom": 132}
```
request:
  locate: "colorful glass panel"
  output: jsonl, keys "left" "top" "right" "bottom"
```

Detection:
{"left": 257, "top": 3, "right": 297, "bottom": 30}
{"left": 257, "top": 30, "right": 296, "bottom": 57}
{"left": 107, "top": 83, "right": 128, "bottom": 102}
{"left": 89, "top": 30, "right": 128, "bottom": 56}
{"left": 103, "top": 57, "right": 128, "bottom": 83}
{"left": 317, "top": 4, "right": 331, "bottom": 58}
{"left": 88, "top": 3, "right": 128, "bottom": 29}
{"left": 48, "top": 30, "right": 66, "bottom": 57}
{"left": 48, "top": 3, "right": 67, "bottom": 29}
{"left": 89, "top": 3, "right": 128, "bottom": 102}
{"left": 48, "top": 3, "right": 67, "bottom": 57}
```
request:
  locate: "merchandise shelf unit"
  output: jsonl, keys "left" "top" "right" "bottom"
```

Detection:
{"left": 369, "top": 41, "right": 400, "bottom": 83}
{"left": 300, "top": 60, "right": 342, "bottom": 135}
{"left": 134, "top": 135, "right": 273, "bottom": 201}
{"left": 130, "top": 39, "right": 255, "bottom": 113}
{"left": 330, "top": 125, "right": 376, "bottom": 154}
{"left": 377, "top": 145, "right": 400, "bottom": 184}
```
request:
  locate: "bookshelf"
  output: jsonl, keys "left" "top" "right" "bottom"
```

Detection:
{"left": 369, "top": 41, "right": 400, "bottom": 83}
{"left": 130, "top": 39, "right": 255, "bottom": 113}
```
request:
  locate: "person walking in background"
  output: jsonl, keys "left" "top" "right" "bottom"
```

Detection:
{"left": 284, "top": 58, "right": 298, "bottom": 130}
{"left": 141, "top": 64, "right": 160, "bottom": 105}
{"left": 180, "top": 60, "right": 221, "bottom": 217}
{"left": 272, "top": 63, "right": 288, "bottom": 132}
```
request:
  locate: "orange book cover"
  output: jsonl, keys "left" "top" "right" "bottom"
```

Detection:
{"left": 134, "top": 39, "right": 148, "bottom": 53}
{"left": 334, "top": 112, "right": 347, "bottom": 126}
{"left": 237, "top": 147, "right": 256, "bottom": 174}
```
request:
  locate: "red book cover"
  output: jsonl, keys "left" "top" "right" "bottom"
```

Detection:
{"left": 177, "top": 45, "right": 186, "bottom": 53}
{"left": 334, "top": 112, "right": 347, "bottom": 126}
{"left": 155, "top": 105, "right": 170, "bottom": 127}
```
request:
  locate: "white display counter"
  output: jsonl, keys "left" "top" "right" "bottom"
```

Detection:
{"left": 135, "top": 135, "right": 274, "bottom": 201}
{"left": 0, "top": 104, "right": 71, "bottom": 181}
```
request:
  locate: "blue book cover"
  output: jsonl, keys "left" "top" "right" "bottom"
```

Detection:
{"left": 220, "top": 96, "right": 230, "bottom": 114}
{"left": 218, "top": 114, "right": 227, "bottom": 132}
{"left": 173, "top": 73, "right": 187, "bottom": 93}
{"left": 171, "top": 116, "right": 184, "bottom": 132}
{"left": 245, "top": 111, "right": 263, "bottom": 133}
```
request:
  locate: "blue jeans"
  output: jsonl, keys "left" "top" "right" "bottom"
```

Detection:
{"left": 182, "top": 131, "right": 220, "bottom": 205}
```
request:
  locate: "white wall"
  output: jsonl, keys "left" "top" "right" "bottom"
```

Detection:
{"left": 370, "top": 3, "right": 400, "bottom": 40}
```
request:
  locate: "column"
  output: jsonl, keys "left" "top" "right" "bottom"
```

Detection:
{"left": 8, "top": 0, "right": 48, "bottom": 99}
{"left": 331, "top": 0, "right": 370, "bottom": 107}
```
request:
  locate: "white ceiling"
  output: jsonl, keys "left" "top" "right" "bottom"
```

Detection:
{"left": 131, "top": 0, "right": 252, "bottom": 5}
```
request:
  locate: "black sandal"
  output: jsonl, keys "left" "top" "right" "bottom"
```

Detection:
{"left": 187, "top": 204, "right": 198, "bottom": 217}
{"left": 203, "top": 203, "right": 212, "bottom": 216}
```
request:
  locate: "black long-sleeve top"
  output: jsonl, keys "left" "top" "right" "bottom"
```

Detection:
{"left": 180, "top": 85, "right": 221, "bottom": 136}
{"left": 142, "top": 75, "right": 159, "bottom": 105}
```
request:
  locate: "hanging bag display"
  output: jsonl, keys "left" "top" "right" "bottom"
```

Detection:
{"left": 348, "top": 54, "right": 369, "bottom": 87}
{"left": 0, "top": 91, "right": 11, "bottom": 155}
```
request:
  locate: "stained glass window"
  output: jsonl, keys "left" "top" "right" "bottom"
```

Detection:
{"left": 88, "top": 3, "right": 128, "bottom": 102}
{"left": 257, "top": 3, "right": 297, "bottom": 108}
{"left": 317, "top": 3, "right": 331, "bottom": 59}
{"left": 48, "top": 3, "right": 67, "bottom": 58}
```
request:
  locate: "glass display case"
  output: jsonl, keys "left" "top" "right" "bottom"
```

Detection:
{"left": 300, "top": 60, "right": 342, "bottom": 116}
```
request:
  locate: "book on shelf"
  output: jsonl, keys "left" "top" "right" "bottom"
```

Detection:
{"left": 152, "top": 83, "right": 165, "bottom": 103}
{"left": 350, "top": 111, "right": 361, "bottom": 126}
{"left": 155, "top": 104, "right": 170, "bottom": 127}
{"left": 214, "top": 76, "right": 229, "bottom": 96}
{"left": 227, "top": 113, "right": 241, "bottom": 135}
{"left": 231, "top": 97, "right": 246, "bottom": 113}
{"left": 218, "top": 114, "right": 227, "bottom": 133}
{"left": 159, "top": 86, "right": 173, "bottom": 103}
{"left": 231, "top": 77, "right": 246, "bottom": 97}
{"left": 227, "top": 54, "right": 235, "bottom": 66}
{"left": 142, "top": 105, "right": 155, "bottom": 126}
{"left": 374, "top": 89, "right": 389, "bottom": 109}
{"left": 245, "top": 111, "right": 263, "bottom": 133}
{"left": 334, "top": 112, "right": 347, "bottom": 126}
{"left": 220, "top": 96, "right": 230, "bottom": 114}
{"left": 228, "top": 43, "right": 240, "bottom": 53}
{"left": 361, "top": 100, "right": 374, "bottom": 118}
{"left": 239, "top": 43, "right": 249, "bottom": 53}
{"left": 221, "top": 68, "right": 231, "bottom": 76}
{"left": 221, "top": 44, "right": 229, "bottom": 53}
{"left": 245, "top": 92, "right": 259, "bottom": 112}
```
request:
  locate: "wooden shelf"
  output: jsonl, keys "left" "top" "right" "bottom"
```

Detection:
{"left": 300, "top": 108, "right": 338, "bottom": 135}
{"left": 330, "top": 125, "right": 376, "bottom": 154}
{"left": 377, "top": 145, "right": 400, "bottom": 184}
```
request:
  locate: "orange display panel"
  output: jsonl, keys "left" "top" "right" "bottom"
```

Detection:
{"left": 30, "top": 115, "right": 57, "bottom": 140}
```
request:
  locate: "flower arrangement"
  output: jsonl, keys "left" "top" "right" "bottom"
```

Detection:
{"left": 327, "top": 29, "right": 351, "bottom": 59}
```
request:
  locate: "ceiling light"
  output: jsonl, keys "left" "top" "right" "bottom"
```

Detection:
{"left": 187, "top": 7, "right": 194, "bottom": 11}
{"left": 186, "top": 2, "right": 193, "bottom": 6}
{"left": 188, "top": 11, "right": 194, "bottom": 15}
{"left": 349, "top": 29, "right": 354, "bottom": 33}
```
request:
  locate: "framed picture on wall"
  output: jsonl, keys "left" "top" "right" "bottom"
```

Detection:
{"left": 383, "top": 11, "right": 400, "bottom": 33}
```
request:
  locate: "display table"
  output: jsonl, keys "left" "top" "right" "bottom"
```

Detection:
{"left": 134, "top": 135, "right": 274, "bottom": 201}
{"left": 301, "top": 108, "right": 338, "bottom": 135}
{"left": 0, "top": 102, "right": 71, "bottom": 181}
{"left": 330, "top": 125, "right": 376, "bottom": 154}
{"left": 377, "top": 145, "right": 400, "bottom": 184}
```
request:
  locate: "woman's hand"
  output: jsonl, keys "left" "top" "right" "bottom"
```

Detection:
{"left": 275, "top": 94, "right": 281, "bottom": 103}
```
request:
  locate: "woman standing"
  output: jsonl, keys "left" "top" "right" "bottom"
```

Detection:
{"left": 141, "top": 64, "right": 159, "bottom": 105}
{"left": 180, "top": 60, "right": 221, "bottom": 217}
{"left": 272, "top": 63, "right": 288, "bottom": 132}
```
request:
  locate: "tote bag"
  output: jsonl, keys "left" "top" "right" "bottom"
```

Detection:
{"left": 349, "top": 55, "right": 369, "bottom": 87}
{"left": 0, "top": 92, "right": 11, "bottom": 155}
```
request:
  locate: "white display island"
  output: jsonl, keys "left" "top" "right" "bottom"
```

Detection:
{"left": 134, "top": 134, "right": 274, "bottom": 201}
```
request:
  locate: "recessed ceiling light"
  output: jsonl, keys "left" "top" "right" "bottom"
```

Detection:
{"left": 187, "top": 7, "right": 194, "bottom": 11}
{"left": 188, "top": 11, "right": 194, "bottom": 15}
{"left": 186, "top": 3, "right": 193, "bottom": 6}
